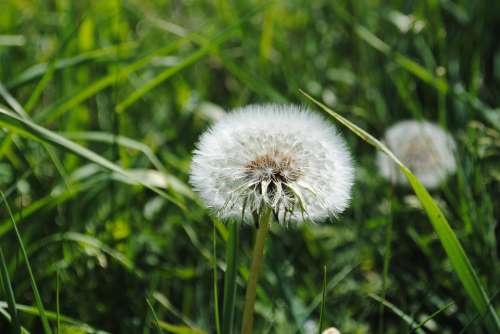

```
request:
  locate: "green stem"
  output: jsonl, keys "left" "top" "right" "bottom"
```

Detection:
{"left": 240, "top": 207, "right": 272, "bottom": 334}
{"left": 222, "top": 221, "right": 240, "bottom": 334}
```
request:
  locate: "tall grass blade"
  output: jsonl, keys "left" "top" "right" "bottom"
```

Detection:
{"left": 299, "top": 264, "right": 357, "bottom": 328}
{"left": 0, "top": 107, "right": 185, "bottom": 210}
{"left": 412, "top": 301, "right": 454, "bottom": 332}
{"left": 379, "top": 205, "right": 393, "bottom": 334}
{"left": 0, "top": 245, "right": 22, "bottom": 333}
{"left": 63, "top": 131, "right": 194, "bottom": 199}
{"left": 1, "top": 191, "right": 53, "bottom": 334}
{"left": 23, "top": 14, "right": 85, "bottom": 113}
{"left": 318, "top": 265, "right": 327, "bottom": 334}
{"left": 157, "top": 321, "right": 206, "bottom": 334}
{"left": 222, "top": 221, "right": 239, "bottom": 334}
{"left": 152, "top": 291, "right": 200, "bottom": 328}
{"left": 115, "top": 30, "right": 232, "bottom": 113}
{"left": 56, "top": 270, "right": 60, "bottom": 334}
{"left": 369, "top": 294, "right": 425, "bottom": 334}
{"left": 0, "top": 81, "right": 70, "bottom": 187}
{"left": 146, "top": 298, "right": 164, "bottom": 334}
{"left": 0, "top": 176, "right": 103, "bottom": 237}
{"left": 35, "top": 38, "right": 190, "bottom": 123}
{"left": 29, "top": 232, "right": 144, "bottom": 278}
{"left": 0, "top": 301, "right": 109, "bottom": 333}
{"left": 301, "top": 90, "right": 500, "bottom": 332}
{"left": 353, "top": 25, "right": 448, "bottom": 94}
{"left": 7, "top": 43, "right": 137, "bottom": 89}
{"left": 213, "top": 221, "right": 222, "bottom": 334}
{"left": 115, "top": 3, "right": 267, "bottom": 113}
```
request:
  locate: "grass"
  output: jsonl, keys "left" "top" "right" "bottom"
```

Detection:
{"left": 1, "top": 0, "right": 499, "bottom": 333}
{"left": 302, "top": 90, "right": 500, "bottom": 332}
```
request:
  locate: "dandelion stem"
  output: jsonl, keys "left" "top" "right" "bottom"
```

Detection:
{"left": 240, "top": 207, "right": 272, "bottom": 334}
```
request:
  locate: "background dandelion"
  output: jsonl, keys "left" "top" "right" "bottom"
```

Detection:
{"left": 376, "top": 120, "right": 457, "bottom": 189}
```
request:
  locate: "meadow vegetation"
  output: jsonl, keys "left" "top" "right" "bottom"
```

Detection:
{"left": 0, "top": 0, "right": 499, "bottom": 333}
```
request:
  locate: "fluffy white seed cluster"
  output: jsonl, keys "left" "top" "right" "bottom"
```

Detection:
{"left": 190, "top": 104, "right": 354, "bottom": 223}
{"left": 322, "top": 328, "right": 342, "bottom": 334}
{"left": 376, "top": 120, "right": 457, "bottom": 189}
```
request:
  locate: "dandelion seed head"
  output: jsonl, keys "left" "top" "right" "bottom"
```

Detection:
{"left": 190, "top": 104, "right": 354, "bottom": 223}
{"left": 322, "top": 328, "right": 341, "bottom": 334}
{"left": 376, "top": 120, "right": 457, "bottom": 189}
{"left": 303, "top": 320, "right": 318, "bottom": 334}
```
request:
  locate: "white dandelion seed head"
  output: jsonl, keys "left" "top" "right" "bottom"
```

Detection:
{"left": 376, "top": 120, "right": 457, "bottom": 189}
{"left": 322, "top": 328, "right": 342, "bottom": 334}
{"left": 189, "top": 104, "right": 354, "bottom": 223}
{"left": 303, "top": 320, "right": 319, "bottom": 334}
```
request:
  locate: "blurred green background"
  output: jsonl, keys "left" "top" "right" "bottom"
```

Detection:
{"left": 0, "top": 0, "right": 499, "bottom": 333}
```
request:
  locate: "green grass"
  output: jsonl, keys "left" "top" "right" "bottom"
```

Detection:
{"left": 302, "top": 90, "right": 500, "bottom": 332}
{"left": 1, "top": 0, "right": 499, "bottom": 333}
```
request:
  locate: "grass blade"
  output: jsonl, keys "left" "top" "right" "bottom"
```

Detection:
{"left": 301, "top": 90, "right": 500, "bottom": 332}
{"left": 29, "top": 232, "right": 144, "bottom": 279}
{"left": 63, "top": 131, "right": 194, "bottom": 199}
{"left": 146, "top": 298, "right": 164, "bottom": 334}
{"left": 0, "top": 106, "right": 185, "bottom": 210}
{"left": 23, "top": 13, "right": 86, "bottom": 113}
{"left": 7, "top": 42, "right": 137, "bottom": 89}
{"left": 35, "top": 38, "right": 190, "bottom": 123}
{"left": 353, "top": 25, "right": 448, "bottom": 94}
{"left": 157, "top": 321, "right": 206, "bottom": 334}
{"left": 0, "top": 82, "right": 70, "bottom": 188}
{"left": 318, "top": 265, "right": 327, "bottom": 334}
{"left": 0, "top": 301, "right": 109, "bottom": 334}
{"left": 222, "top": 221, "right": 240, "bottom": 334}
{"left": 213, "top": 221, "right": 222, "bottom": 334}
{"left": 1, "top": 191, "right": 53, "bottom": 334}
{"left": 115, "top": 29, "right": 232, "bottom": 113}
{"left": 369, "top": 294, "right": 425, "bottom": 334}
{"left": 0, "top": 245, "right": 22, "bottom": 333}
{"left": 412, "top": 301, "right": 454, "bottom": 332}
{"left": 152, "top": 291, "right": 200, "bottom": 329}
{"left": 56, "top": 270, "right": 60, "bottom": 334}
{"left": 299, "top": 264, "right": 358, "bottom": 328}
{"left": 379, "top": 201, "right": 393, "bottom": 334}
{"left": 0, "top": 176, "right": 103, "bottom": 237}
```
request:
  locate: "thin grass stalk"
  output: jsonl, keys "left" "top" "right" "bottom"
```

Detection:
{"left": 146, "top": 298, "right": 164, "bottom": 334}
{"left": 56, "top": 269, "right": 60, "bottom": 334}
{"left": 222, "top": 221, "right": 240, "bottom": 334}
{"left": 213, "top": 221, "right": 222, "bottom": 334}
{"left": 0, "top": 191, "right": 53, "bottom": 334}
{"left": 0, "top": 245, "right": 21, "bottom": 333}
{"left": 378, "top": 193, "right": 393, "bottom": 334}
{"left": 318, "top": 265, "right": 327, "bottom": 334}
{"left": 240, "top": 207, "right": 272, "bottom": 334}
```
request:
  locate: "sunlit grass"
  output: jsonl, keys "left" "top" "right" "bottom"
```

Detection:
{"left": 0, "top": 0, "right": 498, "bottom": 333}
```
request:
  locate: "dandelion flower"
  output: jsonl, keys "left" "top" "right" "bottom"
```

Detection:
{"left": 376, "top": 120, "right": 457, "bottom": 189}
{"left": 190, "top": 104, "right": 354, "bottom": 223}
{"left": 303, "top": 320, "right": 318, "bottom": 334}
{"left": 322, "top": 327, "right": 342, "bottom": 334}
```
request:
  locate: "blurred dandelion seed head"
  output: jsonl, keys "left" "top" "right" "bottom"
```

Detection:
{"left": 190, "top": 104, "right": 354, "bottom": 223}
{"left": 303, "top": 320, "right": 319, "bottom": 334}
{"left": 322, "top": 327, "right": 341, "bottom": 334}
{"left": 377, "top": 120, "right": 457, "bottom": 189}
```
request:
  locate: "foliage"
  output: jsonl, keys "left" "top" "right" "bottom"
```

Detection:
{"left": 1, "top": 0, "right": 499, "bottom": 333}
